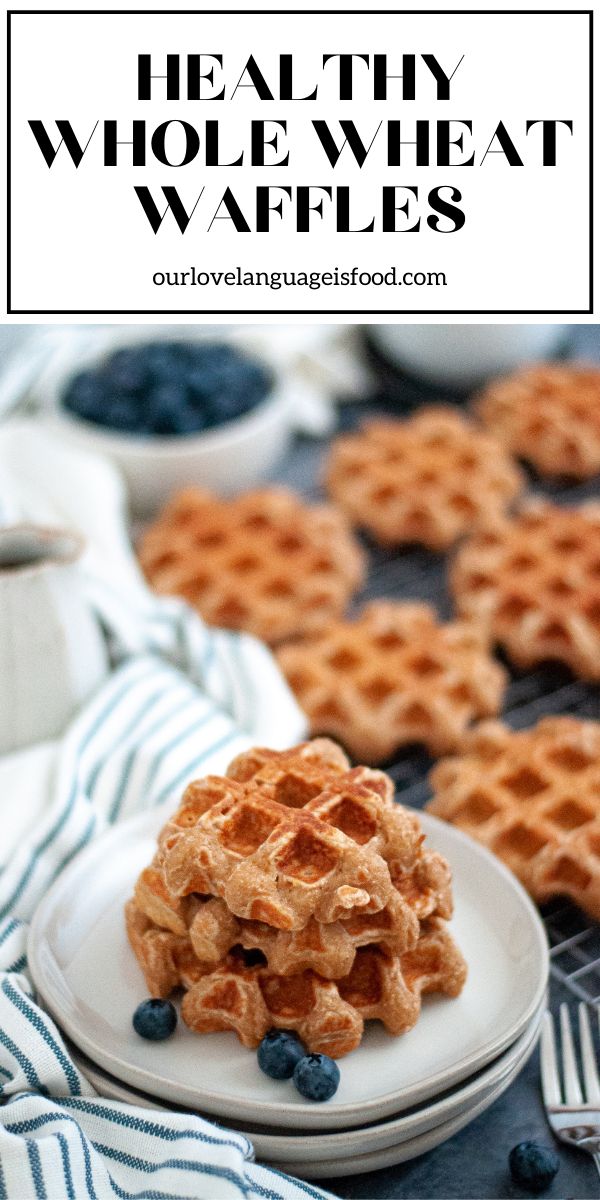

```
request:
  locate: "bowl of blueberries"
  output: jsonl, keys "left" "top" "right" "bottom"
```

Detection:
{"left": 47, "top": 333, "right": 292, "bottom": 514}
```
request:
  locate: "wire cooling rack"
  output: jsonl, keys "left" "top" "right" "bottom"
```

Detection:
{"left": 543, "top": 903, "right": 600, "bottom": 1003}
{"left": 279, "top": 353, "right": 599, "bottom": 1006}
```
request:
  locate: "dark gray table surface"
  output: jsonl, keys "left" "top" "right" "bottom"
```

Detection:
{"left": 271, "top": 325, "right": 600, "bottom": 1200}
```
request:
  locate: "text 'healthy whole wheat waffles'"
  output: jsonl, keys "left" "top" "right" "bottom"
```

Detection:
{"left": 277, "top": 602, "right": 507, "bottom": 763}
{"left": 325, "top": 408, "right": 524, "bottom": 550}
{"left": 126, "top": 739, "right": 466, "bottom": 1057}
{"left": 451, "top": 500, "right": 600, "bottom": 681}
{"left": 428, "top": 717, "right": 600, "bottom": 921}
{"left": 138, "top": 486, "right": 365, "bottom": 644}
{"left": 477, "top": 363, "right": 600, "bottom": 480}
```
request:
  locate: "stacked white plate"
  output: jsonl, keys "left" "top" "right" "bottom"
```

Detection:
{"left": 29, "top": 809, "right": 548, "bottom": 1179}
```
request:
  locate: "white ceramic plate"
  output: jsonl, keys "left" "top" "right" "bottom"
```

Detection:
{"left": 268, "top": 1044, "right": 539, "bottom": 1179}
{"left": 28, "top": 807, "right": 548, "bottom": 1130}
{"left": 69, "top": 999, "right": 544, "bottom": 1163}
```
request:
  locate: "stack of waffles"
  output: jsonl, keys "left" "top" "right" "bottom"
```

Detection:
{"left": 126, "top": 739, "right": 467, "bottom": 1058}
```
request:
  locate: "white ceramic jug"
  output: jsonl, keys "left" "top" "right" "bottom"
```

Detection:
{"left": 0, "top": 525, "right": 109, "bottom": 753}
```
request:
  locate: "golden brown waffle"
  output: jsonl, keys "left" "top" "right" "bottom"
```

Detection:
{"left": 125, "top": 899, "right": 210, "bottom": 997}
{"left": 187, "top": 892, "right": 418, "bottom": 978}
{"left": 325, "top": 408, "right": 523, "bottom": 550}
{"left": 428, "top": 717, "right": 600, "bottom": 920}
{"left": 451, "top": 501, "right": 600, "bottom": 681}
{"left": 138, "top": 486, "right": 365, "bottom": 644}
{"left": 162, "top": 780, "right": 395, "bottom": 930}
{"left": 225, "top": 741, "right": 426, "bottom": 874}
{"left": 276, "top": 602, "right": 507, "bottom": 762}
{"left": 157, "top": 741, "right": 455, "bottom": 930}
{"left": 145, "top": 739, "right": 453, "bottom": 927}
{"left": 227, "top": 738, "right": 351, "bottom": 785}
{"left": 181, "top": 948, "right": 364, "bottom": 1056}
{"left": 477, "top": 364, "right": 600, "bottom": 480}
{"left": 127, "top": 886, "right": 417, "bottom": 990}
{"left": 180, "top": 919, "right": 466, "bottom": 1057}
{"left": 225, "top": 742, "right": 455, "bottom": 916}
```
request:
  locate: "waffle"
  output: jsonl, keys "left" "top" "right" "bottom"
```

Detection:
{"left": 188, "top": 892, "right": 418, "bottom": 978}
{"left": 277, "top": 602, "right": 507, "bottom": 762}
{"left": 477, "top": 364, "right": 600, "bottom": 480}
{"left": 225, "top": 741, "right": 425, "bottom": 875}
{"left": 138, "top": 486, "right": 365, "bottom": 644}
{"left": 224, "top": 741, "right": 455, "bottom": 916}
{"left": 227, "top": 738, "right": 352, "bottom": 785}
{"left": 162, "top": 780, "right": 395, "bottom": 930}
{"left": 428, "top": 717, "right": 600, "bottom": 920}
{"left": 180, "top": 919, "right": 467, "bottom": 1057}
{"left": 325, "top": 408, "right": 523, "bottom": 550}
{"left": 451, "top": 500, "right": 600, "bottom": 681}
{"left": 129, "top": 888, "right": 418, "bottom": 986}
{"left": 155, "top": 741, "right": 454, "bottom": 929}
{"left": 159, "top": 739, "right": 453, "bottom": 916}
{"left": 125, "top": 899, "right": 211, "bottom": 996}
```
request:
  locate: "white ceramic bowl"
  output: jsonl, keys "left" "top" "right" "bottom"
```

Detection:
{"left": 371, "top": 323, "right": 569, "bottom": 388}
{"left": 38, "top": 329, "right": 295, "bottom": 517}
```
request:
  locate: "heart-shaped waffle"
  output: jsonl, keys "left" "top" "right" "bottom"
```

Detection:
{"left": 477, "top": 363, "right": 600, "bottom": 480}
{"left": 428, "top": 717, "right": 600, "bottom": 919}
{"left": 179, "top": 919, "right": 466, "bottom": 1057}
{"left": 189, "top": 892, "right": 418, "bottom": 978}
{"left": 277, "top": 602, "right": 507, "bottom": 762}
{"left": 325, "top": 408, "right": 523, "bottom": 550}
{"left": 162, "top": 783, "right": 395, "bottom": 930}
{"left": 138, "top": 486, "right": 365, "bottom": 644}
{"left": 451, "top": 500, "right": 600, "bottom": 680}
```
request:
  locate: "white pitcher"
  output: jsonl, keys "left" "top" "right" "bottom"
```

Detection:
{"left": 0, "top": 525, "right": 109, "bottom": 753}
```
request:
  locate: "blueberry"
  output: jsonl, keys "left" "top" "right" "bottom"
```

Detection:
{"left": 210, "top": 390, "right": 253, "bottom": 422}
{"left": 151, "top": 412, "right": 180, "bottom": 436}
{"left": 191, "top": 342, "right": 234, "bottom": 371}
{"left": 132, "top": 998, "right": 177, "bottom": 1041}
{"left": 147, "top": 384, "right": 190, "bottom": 435}
{"left": 132, "top": 343, "right": 182, "bottom": 386}
{"left": 186, "top": 344, "right": 272, "bottom": 426}
{"left": 174, "top": 406, "right": 208, "bottom": 435}
{"left": 187, "top": 367, "right": 220, "bottom": 397}
{"left": 293, "top": 1053, "right": 340, "bottom": 1101}
{"left": 257, "top": 1030, "right": 305, "bottom": 1080}
{"left": 150, "top": 380, "right": 190, "bottom": 409}
{"left": 63, "top": 370, "right": 105, "bottom": 419}
{"left": 509, "top": 1142, "right": 559, "bottom": 1193}
{"left": 105, "top": 400, "right": 138, "bottom": 432}
{"left": 82, "top": 402, "right": 116, "bottom": 429}
{"left": 103, "top": 347, "right": 149, "bottom": 392}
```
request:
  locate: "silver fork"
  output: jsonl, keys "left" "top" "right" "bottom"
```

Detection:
{"left": 541, "top": 1003, "right": 600, "bottom": 1180}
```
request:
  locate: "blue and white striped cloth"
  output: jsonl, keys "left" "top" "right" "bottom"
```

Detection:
{"left": 0, "top": 423, "right": 333, "bottom": 1200}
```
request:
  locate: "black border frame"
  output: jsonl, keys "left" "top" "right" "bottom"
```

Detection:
{"left": 5, "top": 8, "right": 595, "bottom": 316}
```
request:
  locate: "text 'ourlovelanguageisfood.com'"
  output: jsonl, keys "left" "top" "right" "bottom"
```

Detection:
{"left": 151, "top": 266, "right": 448, "bottom": 291}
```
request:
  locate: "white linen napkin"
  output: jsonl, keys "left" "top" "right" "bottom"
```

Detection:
{"left": 0, "top": 423, "right": 332, "bottom": 1200}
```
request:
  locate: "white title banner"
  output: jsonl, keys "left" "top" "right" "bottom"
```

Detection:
{"left": 7, "top": 8, "right": 593, "bottom": 315}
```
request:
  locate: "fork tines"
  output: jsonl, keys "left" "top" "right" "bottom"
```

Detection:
{"left": 542, "top": 1003, "right": 600, "bottom": 1109}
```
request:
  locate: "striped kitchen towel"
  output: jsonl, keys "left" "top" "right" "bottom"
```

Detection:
{"left": 0, "top": 655, "right": 331, "bottom": 1200}
{"left": 0, "top": 425, "right": 334, "bottom": 1200}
